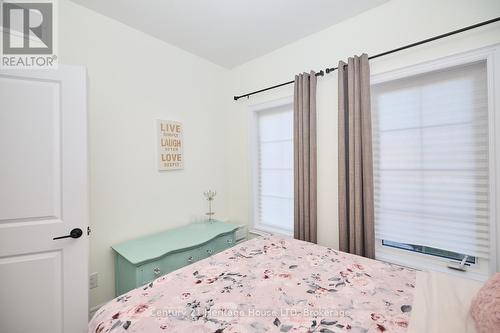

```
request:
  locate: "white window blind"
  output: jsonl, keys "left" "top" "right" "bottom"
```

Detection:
{"left": 371, "top": 61, "right": 490, "bottom": 259}
{"left": 255, "top": 106, "right": 294, "bottom": 234}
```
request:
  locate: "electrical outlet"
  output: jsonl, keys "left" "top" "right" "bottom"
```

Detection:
{"left": 89, "top": 272, "right": 98, "bottom": 289}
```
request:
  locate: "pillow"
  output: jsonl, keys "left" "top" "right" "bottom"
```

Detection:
{"left": 471, "top": 273, "right": 500, "bottom": 333}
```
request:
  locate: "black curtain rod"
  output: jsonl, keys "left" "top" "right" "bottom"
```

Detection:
{"left": 234, "top": 16, "right": 500, "bottom": 101}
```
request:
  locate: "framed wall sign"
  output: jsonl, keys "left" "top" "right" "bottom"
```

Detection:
{"left": 157, "top": 120, "right": 184, "bottom": 171}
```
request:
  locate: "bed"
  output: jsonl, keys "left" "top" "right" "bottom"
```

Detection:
{"left": 90, "top": 235, "right": 418, "bottom": 332}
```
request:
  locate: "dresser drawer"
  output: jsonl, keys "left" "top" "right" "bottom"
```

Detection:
{"left": 199, "top": 242, "right": 217, "bottom": 259}
{"left": 212, "top": 233, "right": 234, "bottom": 252}
{"left": 164, "top": 247, "right": 200, "bottom": 272}
{"left": 138, "top": 260, "right": 164, "bottom": 285}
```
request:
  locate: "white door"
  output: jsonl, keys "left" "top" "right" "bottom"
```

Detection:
{"left": 0, "top": 66, "right": 88, "bottom": 333}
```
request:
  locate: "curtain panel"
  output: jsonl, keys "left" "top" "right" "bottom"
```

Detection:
{"left": 293, "top": 71, "right": 317, "bottom": 243}
{"left": 337, "top": 54, "right": 375, "bottom": 258}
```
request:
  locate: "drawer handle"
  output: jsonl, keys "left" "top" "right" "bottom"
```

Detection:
{"left": 227, "top": 239, "right": 233, "bottom": 244}
{"left": 206, "top": 249, "right": 213, "bottom": 254}
{"left": 187, "top": 256, "right": 193, "bottom": 262}
{"left": 153, "top": 267, "right": 161, "bottom": 275}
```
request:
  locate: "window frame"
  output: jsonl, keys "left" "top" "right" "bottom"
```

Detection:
{"left": 248, "top": 96, "right": 294, "bottom": 237}
{"left": 370, "top": 44, "right": 500, "bottom": 280}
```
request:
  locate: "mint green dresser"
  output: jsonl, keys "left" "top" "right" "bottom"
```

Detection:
{"left": 112, "top": 220, "right": 238, "bottom": 296}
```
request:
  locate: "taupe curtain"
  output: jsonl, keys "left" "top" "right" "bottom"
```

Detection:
{"left": 338, "top": 54, "right": 375, "bottom": 258}
{"left": 294, "top": 71, "right": 317, "bottom": 243}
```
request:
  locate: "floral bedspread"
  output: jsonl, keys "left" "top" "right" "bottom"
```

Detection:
{"left": 89, "top": 236, "right": 416, "bottom": 333}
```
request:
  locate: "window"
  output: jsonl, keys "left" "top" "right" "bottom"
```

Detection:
{"left": 371, "top": 59, "right": 493, "bottom": 276}
{"left": 250, "top": 100, "right": 294, "bottom": 235}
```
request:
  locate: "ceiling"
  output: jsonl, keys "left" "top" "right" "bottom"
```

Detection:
{"left": 70, "top": 0, "right": 389, "bottom": 68}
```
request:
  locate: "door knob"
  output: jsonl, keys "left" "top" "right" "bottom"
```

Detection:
{"left": 53, "top": 228, "right": 83, "bottom": 240}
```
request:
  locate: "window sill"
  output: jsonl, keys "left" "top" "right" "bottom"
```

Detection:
{"left": 250, "top": 224, "right": 293, "bottom": 238}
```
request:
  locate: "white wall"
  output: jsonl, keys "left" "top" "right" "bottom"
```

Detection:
{"left": 59, "top": 0, "right": 230, "bottom": 308}
{"left": 226, "top": 0, "right": 500, "bottom": 256}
